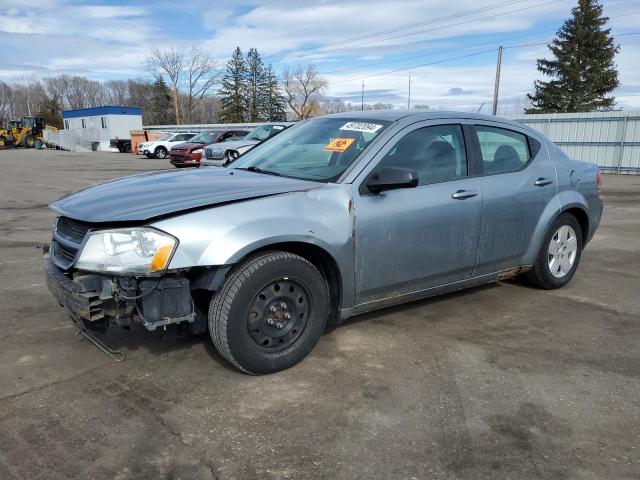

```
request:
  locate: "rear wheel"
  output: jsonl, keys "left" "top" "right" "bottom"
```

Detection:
{"left": 209, "top": 251, "right": 329, "bottom": 374}
{"left": 0, "top": 135, "right": 7, "bottom": 147}
{"left": 124, "top": 142, "right": 132, "bottom": 153}
{"left": 155, "top": 146, "right": 167, "bottom": 159}
{"left": 524, "top": 213, "right": 582, "bottom": 289}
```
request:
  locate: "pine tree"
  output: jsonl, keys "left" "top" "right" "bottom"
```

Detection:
{"left": 149, "top": 77, "right": 174, "bottom": 125}
{"left": 262, "top": 64, "right": 287, "bottom": 121}
{"left": 218, "top": 47, "right": 248, "bottom": 123}
{"left": 526, "top": 0, "right": 619, "bottom": 113}
{"left": 246, "top": 48, "right": 267, "bottom": 122}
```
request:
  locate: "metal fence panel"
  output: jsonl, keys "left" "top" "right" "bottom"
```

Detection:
{"left": 505, "top": 111, "right": 640, "bottom": 173}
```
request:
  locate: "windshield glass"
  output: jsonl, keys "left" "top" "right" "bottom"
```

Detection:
{"left": 246, "top": 125, "right": 285, "bottom": 141}
{"left": 157, "top": 133, "right": 172, "bottom": 141}
{"left": 231, "top": 118, "right": 390, "bottom": 182}
{"left": 189, "top": 131, "right": 222, "bottom": 144}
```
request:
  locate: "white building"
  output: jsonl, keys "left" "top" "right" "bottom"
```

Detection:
{"left": 50, "top": 106, "right": 143, "bottom": 151}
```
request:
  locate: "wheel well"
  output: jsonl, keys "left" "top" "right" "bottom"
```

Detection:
{"left": 247, "top": 242, "right": 343, "bottom": 325}
{"left": 564, "top": 207, "right": 589, "bottom": 246}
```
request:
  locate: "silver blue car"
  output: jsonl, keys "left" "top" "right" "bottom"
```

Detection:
{"left": 44, "top": 111, "right": 603, "bottom": 374}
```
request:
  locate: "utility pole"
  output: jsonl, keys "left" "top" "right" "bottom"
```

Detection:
{"left": 492, "top": 46, "right": 503, "bottom": 116}
{"left": 407, "top": 75, "right": 412, "bottom": 110}
{"left": 361, "top": 81, "right": 365, "bottom": 111}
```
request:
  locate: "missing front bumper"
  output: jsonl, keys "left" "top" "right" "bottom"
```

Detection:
{"left": 43, "top": 258, "right": 196, "bottom": 332}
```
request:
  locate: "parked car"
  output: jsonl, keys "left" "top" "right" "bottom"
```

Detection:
{"left": 137, "top": 132, "right": 197, "bottom": 159}
{"left": 44, "top": 111, "right": 602, "bottom": 375}
{"left": 169, "top": 129, "right": 250, "bottom": 168}
{"left": 201, "top": 123, "right": 292, "bottom": 166}
{"left": 109, "top": 138, "right": 132, "bottom": 153}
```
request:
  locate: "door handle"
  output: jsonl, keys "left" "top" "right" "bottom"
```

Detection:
{"left": 451, "top": 189, "right": 478, "bottom": 199}
{"left": 534, "top": 177, "right": 553, "bottom": 186}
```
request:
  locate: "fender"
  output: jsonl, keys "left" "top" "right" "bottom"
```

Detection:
{"left": 523, "top": 190, "right": 589, "bottom": 265}
{"left": 152, "top": 186, "right": 357, "bottom": 309}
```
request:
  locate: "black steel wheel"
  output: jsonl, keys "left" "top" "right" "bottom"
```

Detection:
{"left": 209, "top": 251, "right": 329, "bottom": 374}
{"left": 246, "top": 278, "right": 311, "bottom": 352}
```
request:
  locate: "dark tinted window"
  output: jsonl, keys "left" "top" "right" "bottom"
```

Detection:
{"left": 476, "top": 126, "right": 530, "bottom": 174}
{"left": 376, "top": 124, "right": 468, "bottom": 185}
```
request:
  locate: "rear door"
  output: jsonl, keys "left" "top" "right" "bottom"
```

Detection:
{"left": 471, "top": 123, "right": 557, "bottom": 275}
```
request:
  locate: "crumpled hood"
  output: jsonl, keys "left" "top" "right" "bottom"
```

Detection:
{"left": 50, "top": 167, "right": 320, "bottom": 223}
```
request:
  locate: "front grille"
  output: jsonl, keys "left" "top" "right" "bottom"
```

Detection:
{"left": 53, "top": 240, "right": 77, "bottom": 263}
{"left": 51, "top": 216, "right": 93, "bottom": 270}
{"left": 56, "top": 217, "right": 92, "bottom": 244}
{"left": 205, "top": 147, "right": 223, "bottom": 159}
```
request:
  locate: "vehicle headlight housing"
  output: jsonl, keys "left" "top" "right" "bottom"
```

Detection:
{"left": 192, "top": 148, "right": 203, "bottom": 154}
{"left": 75, "top": 228, "right": 177, "bottom": 275}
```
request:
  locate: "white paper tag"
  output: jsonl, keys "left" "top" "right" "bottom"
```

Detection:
{"left": 339, "top": 122, "right": 383, "bottom": 134}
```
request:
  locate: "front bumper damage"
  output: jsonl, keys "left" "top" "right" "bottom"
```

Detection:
{"left": 44, "top": 257, "right": 201, "bottom": 333}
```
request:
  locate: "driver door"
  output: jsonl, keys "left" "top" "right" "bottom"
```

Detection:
{"left": 353, "top": 122, "right": 483, "bottom": 305}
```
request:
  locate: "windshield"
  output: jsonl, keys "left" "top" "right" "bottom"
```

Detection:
{"left": 189, "top": 131, "right": 222, "bottom": 144}
{"left": 246, "top": 124, "right": 286, "bottom": 141}
{"left": 231, "top": 118, "right": 390, "bottom": 182}
{"left": 157, "top": 133, "right": 172, "bottom": 141}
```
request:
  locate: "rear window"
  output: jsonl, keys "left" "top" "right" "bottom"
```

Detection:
{"left": 476, "top": 126, "right": 530, "bottom": 175}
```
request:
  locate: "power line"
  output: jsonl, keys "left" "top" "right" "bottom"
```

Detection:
{"left": 265, "top": 0, "right": 538, "bottom": 60}
{"left": 320, "top": 11, "right": 640, "bottom": 78}
{"left": 281, "top": 0, "right": 568, "bottom": 60}
{"left": 330, "top": 31, "right": 640, "bottom": 86}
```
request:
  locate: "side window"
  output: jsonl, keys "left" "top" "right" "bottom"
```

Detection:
{"left": 476, "top": 126, "right": 530, "bottom": 175}
{"left": 101, "top": 117, "right": 107, "bottom": 129}
{"left": 376, "top": 124, "right": 467, "bottom": 186}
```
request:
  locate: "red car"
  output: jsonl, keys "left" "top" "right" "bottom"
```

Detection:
{"left": 169, "top": 129, "right": 250, "bottom": 168}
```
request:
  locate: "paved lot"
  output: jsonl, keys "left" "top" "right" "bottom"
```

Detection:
{"left": 0, "top": 149, "right": 639, "bottom": 480}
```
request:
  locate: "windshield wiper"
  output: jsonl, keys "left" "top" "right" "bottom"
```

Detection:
{"left": 238, "top": 166, "right": 281, "bottom": 176}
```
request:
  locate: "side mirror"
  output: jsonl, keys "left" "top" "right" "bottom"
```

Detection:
{"left": 367, "top": 166, "right": 419, "bottom": 193}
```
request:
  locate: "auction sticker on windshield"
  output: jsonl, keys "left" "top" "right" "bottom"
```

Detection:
{"left": 325, "top": 138, "right": 355, "bottom": 152}
{"left": 339, "top": 122, "right": 383, "bottom": 134}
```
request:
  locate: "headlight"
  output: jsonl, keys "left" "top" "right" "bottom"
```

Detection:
{"left": 192, "top": 148, "right": 203, "bottom": 154}
{"left": 75, "top": 228, "right": 177, "bottom": 275}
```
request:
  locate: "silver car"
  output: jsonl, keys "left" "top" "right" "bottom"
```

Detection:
{"left": 44, "top": 111, "right": 602, "bottom": 374}
{"left": 201, "top": 123, "right": 291, "bottom": 166}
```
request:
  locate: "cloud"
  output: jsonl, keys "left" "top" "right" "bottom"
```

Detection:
{"left": 0, "top": 0, "right": 638, "bottom": 112}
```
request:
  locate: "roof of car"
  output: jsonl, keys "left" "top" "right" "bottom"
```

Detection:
{"left": 321, "top": 109, "right": 510, "bottom": 122}
{"left": 320, "top": 109, "right": 540, "bottom": 137}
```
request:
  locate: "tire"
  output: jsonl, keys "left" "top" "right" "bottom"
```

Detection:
{"left": 209, "top": 251, "right": 329, "bottom": 374}
{"left": 22, "top": 134, "right": 35, "bottom": 148}
{"left": 155, "top": 146, "right": 167, "bottom": 159}
{"left": 0, "top": 135, "right": 6, "bottom": 147}
{"left": 524, "top": 213, "right": 583, "bottom": 289}
{"left": 224, "top": 150, "right": 239, "bottom": 165}
{"left": 145, "top": 153, "right": 153, "bottom": 158}
{"left": 124, "top": 142, "right": 132, "bottom": 153}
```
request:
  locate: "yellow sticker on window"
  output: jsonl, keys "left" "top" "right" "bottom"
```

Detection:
{"left": 324, "top": 138, "right": 355, "bottom": 153}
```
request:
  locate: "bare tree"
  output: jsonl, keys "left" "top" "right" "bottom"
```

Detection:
{"left": 282, "top": 64, "right": 327, "bottom": 120}
{"left": 147, "top": 47, "right": 185, "bottom": 124}
{"left": 183, "top": 47, "right": 220, "bottom": 123}
{"left": 0, "top": 81, "right": 16, "bottom": 121}
{"left": 104, "top": 80, "right": 130, "bottom": 105}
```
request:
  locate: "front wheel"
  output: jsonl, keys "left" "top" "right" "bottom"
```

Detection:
{"left": 209, "top": 251, "right": 329, "bottom": 374}
{"left": 524, "top": 213, "right": 583, "bottom": 289}
{"left": 154, "top": 146, "right": 167, "bottom": 159}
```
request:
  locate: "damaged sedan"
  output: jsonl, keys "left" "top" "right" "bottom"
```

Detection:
{"left": 44, "top": 111, "right": 602, "bottom": 374}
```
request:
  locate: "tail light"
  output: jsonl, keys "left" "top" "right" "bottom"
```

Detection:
{"left": 596, "top": 170, "right": 603, "bottom": 195}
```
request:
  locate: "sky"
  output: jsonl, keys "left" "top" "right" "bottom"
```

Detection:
{"left": 0, "top": 0, "right": 638, "bottom": 113}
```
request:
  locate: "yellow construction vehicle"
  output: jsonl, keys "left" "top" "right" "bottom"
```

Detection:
{"left": 0, "top": 117, "right": 45, "bottom": 148}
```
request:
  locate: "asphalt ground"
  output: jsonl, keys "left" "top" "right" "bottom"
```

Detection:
{"left": 0, "top": 149, "right": 639, "bottom": 480}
